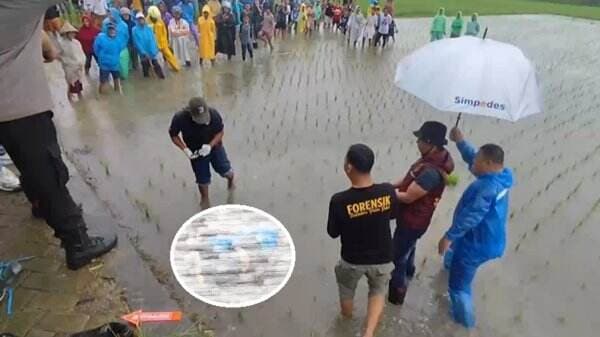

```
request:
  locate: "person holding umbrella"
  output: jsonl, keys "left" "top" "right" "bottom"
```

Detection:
{"left": 450, "top": 11, "right": 464, "bottom": 38}
{"left": 388, "top": 121, "right": 455, "bottom": 305}
{"left": 438, "top": 127, "right": 513, "bottom": 329}
{"left": 430, "top": 7, "right": 446, "bottom": 41}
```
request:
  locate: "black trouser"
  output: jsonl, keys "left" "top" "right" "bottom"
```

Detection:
{"left": 0, "top": 111, "right": 84, "bottom": 241}
{"left": 241, "top": 43, "right": 253, "bottom": 60}
{"left": 128, "top": 44, "right": 138, "bottom": 70}
{"left": 374, "top": 33, "right": 389, "bottom": 48}
{"left": 84, "top": 52, "right": 97, "bottom": 73}
{"left": 390, "top": 225, "right": 427, "bottom": 290}
{"left": 141, "top": 58, "right": 165, "bottom": 79}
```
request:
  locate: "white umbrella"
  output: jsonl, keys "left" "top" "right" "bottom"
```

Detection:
{"left": 394, "top": 34, "right": 542, "bottom": 123}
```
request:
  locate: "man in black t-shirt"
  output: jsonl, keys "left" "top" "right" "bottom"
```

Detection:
{"left": 327, "top": 144, "right": 397, "bottom": 337}
{"left": 169, "top": 97, "right": 235, "bottom": 208}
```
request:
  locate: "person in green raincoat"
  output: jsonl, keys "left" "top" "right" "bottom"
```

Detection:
{"left": 314, "top": 1, "right": 322, "bottom": 31}
{"left": 465, "top": 13, "right": 480, "bottom": 36}
{"left": 450, "top": 11, "right": 464, "bottom": 38}
{"left": 430, "top": 7, "right": 446, "bottom": 42}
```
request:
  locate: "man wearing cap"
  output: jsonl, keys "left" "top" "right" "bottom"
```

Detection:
{"left": 388, "top": 121, "right": 455, "bottom": 305}
{"left": 169, "top": 97, "right": 235, "bottom": 208}
{"left": 1, "top": 0, "right": 117, "bottom": 270}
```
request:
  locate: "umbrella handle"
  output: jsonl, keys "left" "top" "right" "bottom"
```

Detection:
{"left": 455, "top": 113, "right": 462, "bottom": 128}
{"left": 482, "top": 27, "right": 488, "bottom": 40}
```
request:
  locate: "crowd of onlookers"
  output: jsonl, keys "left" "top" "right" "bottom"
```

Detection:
{"left": 430, "top": 7, "right": 482, "bottom": 41}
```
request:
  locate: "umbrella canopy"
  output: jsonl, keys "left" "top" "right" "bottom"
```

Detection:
{"left": 394, "top": 36, "right": 542, "bottom": 122}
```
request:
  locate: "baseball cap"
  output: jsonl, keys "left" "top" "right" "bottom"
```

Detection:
{"left": 188, "top": 97, "right": 211, "bottom": 125}
{"left": 120, "top": 7, "right": 131, "bottom": 15}
{"left": 413, "top": 121, "right": 448, "bottom": 147}
{"left": 135, "top": 12, "right": 145, "bottom": 19}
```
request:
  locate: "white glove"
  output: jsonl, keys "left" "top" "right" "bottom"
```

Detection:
{"left": 184, "top": 148, "right": 199, "bottom": 159}
{"left": 197, "top": 144, "right": 212, "bottom": 157}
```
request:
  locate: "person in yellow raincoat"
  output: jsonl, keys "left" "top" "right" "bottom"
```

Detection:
{"left": 297, "top": 4, "right": 307, "bottom": 34}
{"left": 198, "top": 6, "right": 216, "bottom": 66}
{"left": 147, "top": 5, "right": 180, "bottom": 71}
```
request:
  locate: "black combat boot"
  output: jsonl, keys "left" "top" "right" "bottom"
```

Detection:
{"left": 64, "top": 227, "right": 118, "bottom": 270}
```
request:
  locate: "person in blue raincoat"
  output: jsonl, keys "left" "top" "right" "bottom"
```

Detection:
{"left": 93, "top": 23, "right": 124, "bottom": 94}
{"left": 179, "top": 0, "right": 200, "bottom": 46}
{"left": 438, "top": 126, "right": 514, "bottom": 329}
{"left": 102, "top": 7, "right": 130, "bottom": 78}
{"left": 231, "top": 0, "right": 243, "bottom": 26}
{"left": 132, "top": 12, "right": 165, "bottom": 79}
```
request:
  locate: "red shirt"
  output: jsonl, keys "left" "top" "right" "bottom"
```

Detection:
{"left": 76, "top": 25, "right": 100, "bottom": 55}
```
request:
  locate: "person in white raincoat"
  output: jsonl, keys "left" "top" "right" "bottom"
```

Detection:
{"left": 58, "top": 22, "right": 86, "bottom": 101}
{"left": 363, "top": 6, "right": 377, "bottom": 47}
{"left": 349, "top": 6, "right": 365, "bottom": 48}
{"left": 169, "top": 6, "right": 192, "bottom": 67}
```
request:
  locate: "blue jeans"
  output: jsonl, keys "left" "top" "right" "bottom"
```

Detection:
{"left": 390, "top": 226, "right": 426, "bottom": 290}
{"left": 190, "top": 145, "right": 233, "bottom": 185}
{"left": 445, "top": 246, "right": 491, "bottom": 329}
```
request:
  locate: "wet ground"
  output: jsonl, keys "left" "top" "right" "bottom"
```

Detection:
{"left": 45, "top": 15, "right": 600, "bottom": 337}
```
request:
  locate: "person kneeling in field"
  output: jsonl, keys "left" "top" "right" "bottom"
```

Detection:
{"left": 438, "top": 127, "right": 513, "bottom": 329}
{"left": 327, "top": 144, "right": 397, "bottom": 337}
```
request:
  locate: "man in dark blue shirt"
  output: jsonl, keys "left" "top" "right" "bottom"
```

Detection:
{"left": 169, "top": 97, "right": 235, "bottom": 208}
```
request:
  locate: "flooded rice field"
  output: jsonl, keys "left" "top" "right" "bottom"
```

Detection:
{"left": 46, "top": 15, "right": 600, "bottom": 337}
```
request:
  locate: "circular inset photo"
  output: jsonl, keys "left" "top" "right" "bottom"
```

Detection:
{"left": 170, "top": 205, "right": 296, "bottom": 308}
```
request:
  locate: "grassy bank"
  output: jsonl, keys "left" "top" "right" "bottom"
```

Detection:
{"left": 357, "top": 0, "right": 600, "bottom": 20}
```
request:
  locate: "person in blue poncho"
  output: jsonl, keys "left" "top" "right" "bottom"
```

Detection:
{"left": 93, "top": 23, "right": 124, "bottom": 93}
{"left": 178, "top": 0, "right": 200, "bottom": 46}
{"left": 438, "top": 126, "right": 514, "bottom": 329}
{"left": 132, "top": 12, "right": 165, "bottom": 79}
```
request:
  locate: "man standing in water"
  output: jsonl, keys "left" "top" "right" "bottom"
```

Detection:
{"left": 388, "top": 121, "right": 454, "bottom": 305}
{"left": 169, "top": 97, "right": 235, "bottom": 208}
{"left": 327, "top": 144, "right": 397, "bottom": 337}
{"left": 0, "top": 0, "right": 117, "bottom": 270}
{"left": 438, "top": 127, "right": 513, "bottom": 329}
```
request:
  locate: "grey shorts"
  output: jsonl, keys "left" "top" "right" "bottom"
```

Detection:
{"left": 334, "top": 259, "right": 393, "bottom": 301}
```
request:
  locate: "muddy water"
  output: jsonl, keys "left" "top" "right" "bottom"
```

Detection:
{"left": 46, "top": 15, "right": 600, "bottom": 337}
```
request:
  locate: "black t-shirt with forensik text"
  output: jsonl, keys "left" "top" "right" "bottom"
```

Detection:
{"left": 168, "top": 108, "right": 224, "bottom": 151}
{"left": 327, "top": 183, "right": 398, "bottom": 265}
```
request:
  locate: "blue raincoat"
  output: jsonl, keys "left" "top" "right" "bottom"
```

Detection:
{"left": 132, "top": 22, "right": 160, "bottom": 59}
{"left": 179, "top": 0, "right": 196, "bottom": 24}
{"left": 231, "top": 0, "right": 242, "bottom": 26}
{"left": 102, "top": 8, "right": 130, "bottom": 49}
{"left": 443, "top": 140, "right": 513, "bottom": 329}
{"left": 93, "top": 33, "right": 122, "bottom": 71}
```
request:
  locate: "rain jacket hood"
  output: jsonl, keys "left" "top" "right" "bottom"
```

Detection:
{"left": 102, "top": 7, "right": 129, "bottom": 48}
{"left": 202, "top": 5, "right": 212, "bottom": 17}
{"left": 445, "top": 140, "right": 514, "bottom": 260}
